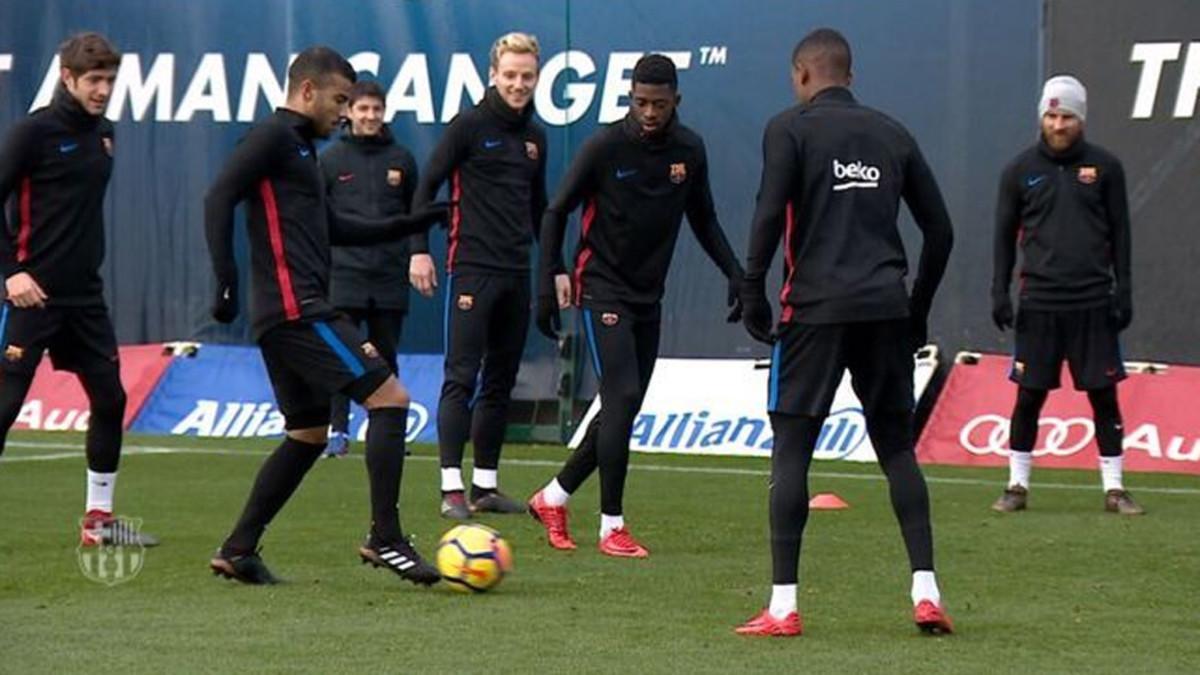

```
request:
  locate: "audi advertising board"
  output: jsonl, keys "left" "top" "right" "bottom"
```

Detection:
{"left": 917, "top": 354, "right": 1200, "bottom": 475}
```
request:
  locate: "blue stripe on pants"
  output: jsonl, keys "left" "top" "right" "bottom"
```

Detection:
{"left": 582, "top": 309, "right": 603, "bottom": 377}
{"left": 767, "top": 340, "right": 781, "bottom": 412}
{"left": 314, "top": 321, "right": 365, "bottom": 377}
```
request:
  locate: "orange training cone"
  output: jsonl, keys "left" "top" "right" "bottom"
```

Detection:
{"left": 808, "top": 493, "right": 849, "bottom": 510}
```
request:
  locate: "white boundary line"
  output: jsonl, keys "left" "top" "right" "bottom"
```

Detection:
{"left": 4, "top": 439, "right": 1200, "bottom": 496}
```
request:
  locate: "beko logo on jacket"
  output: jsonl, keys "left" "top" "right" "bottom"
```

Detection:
{"left": 831, "top": 159, "right": 881, "bottom": 191}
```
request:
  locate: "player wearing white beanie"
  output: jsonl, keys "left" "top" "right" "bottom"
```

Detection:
{"left": 1039, "top": 74, "right": 1087, "bottom": 122}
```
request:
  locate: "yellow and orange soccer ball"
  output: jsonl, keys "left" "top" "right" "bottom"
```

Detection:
{"left": 435, "top": 524, "right": 513, "bottom": 593}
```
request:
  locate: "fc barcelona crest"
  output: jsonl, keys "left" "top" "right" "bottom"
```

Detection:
{"left": 669, "top": 162, "right": 687, "bottom": 184}
{"left": 1077, "top": 166, "right": 1098, "bottom": 184}
{"left": 77, "top": 515, "right": 147, "bottom": 586}
{"left": 600, "top": 312, "right": 619, "bottom": 326}
{"left": 525, "top": 141, "right": 539, "bottom": 161}
{"left": 386, "top": 168, "right": 403, "bottom": 186}
{"left": 458, "top": 294, "right": 475, "bottom": 311}
{"left": 361, "top": 341, "right": 379, "bottom": 359}
{"left": 102, "top": 137, "right": 114, "bottom": 157}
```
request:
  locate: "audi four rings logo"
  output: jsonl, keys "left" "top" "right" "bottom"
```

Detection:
{"left": 960, "top": 414, "right": 1096, "bottom": 457}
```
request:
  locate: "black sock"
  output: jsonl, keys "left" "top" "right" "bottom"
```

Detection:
{"left": 0, "top": 373, "right": 33, "bottom": 457}
{"left": 1087, "top": 386, "right": 1124, "bottom": 457}
{"left": 81, "top": 368, "right": 126, "bottom": 473}
{"left": 1010, "top": 387, "right": 1048, "bottom": 451}
{"left": 366, "top": 407, "right": 408, "bottom": 544}
{"left": 556, "top": 416, "right": 599, "bottom": 494}
{"left": 768, "top": 413, "right": 822, "bottom": 584}
{"left": 222, "top": 436, "right": 324, "bottom": 555}
{"left": 868, "top": 410, "right": 934, "bottom": 571}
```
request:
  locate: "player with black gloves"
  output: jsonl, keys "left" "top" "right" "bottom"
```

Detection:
{"left": 527, "top": 55, "right": 743, "bottom": 558}
{"left": 990, "top": 75, "right": 1142, "bottom": 516}
{"left": 203, "top": 46, "right": 447, "bottom": 586}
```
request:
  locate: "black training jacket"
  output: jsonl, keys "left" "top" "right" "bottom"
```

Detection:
{"left": 744, "top": 87, "right": 954, "bottom": 324}
{"left": 205, "top": 108, "right": 432, "bottom": 339}
{"left": 0, "top": 86, "right": 113, "bottom": 305}
{"left": 539, "top": 114, "right": 741, "bottom": 307}
{"left": 321, "top": 125, "right": 418, "bottom": 311}
{"left": 410, "top": 87, "right": 547, "bottom": 276}
{"left": 992, "top": 138, "right": 1131, "bottom": 311}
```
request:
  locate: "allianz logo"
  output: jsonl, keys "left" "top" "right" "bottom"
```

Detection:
{"left": 628, "top": 406, "right": 869, "bottom": 459}
{"left": 832, "top": 158, "right": 881, "bottom": 191}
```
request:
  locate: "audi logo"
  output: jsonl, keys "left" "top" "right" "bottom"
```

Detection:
{"left": 960, "top": 414, "right": 1095, "bottom": 457}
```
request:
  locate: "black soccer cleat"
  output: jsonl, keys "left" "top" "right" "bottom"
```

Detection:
{"left": 210, "top": 549, "right": 281, "bottom": 585}
{"left": 359, "top": 537, "right": 440, "bottom": 586}
{"left": 470, "top": 489, "right": 526, "bottom": 514}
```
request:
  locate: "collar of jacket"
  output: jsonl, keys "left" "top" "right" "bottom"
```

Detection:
{"left": 482, "top": 86, "right": 534, "bottom": 130}
{"left": 620, "top": 109, "right": 679, "bottom": 149}
{"left": 50, "top": 84, "right": 102, "bottom": 131}
{"left": 274, "top": 107, "right": 318, "bottom": 141}
{"left": 341, "top": 123, "right": 395, "bottom": 149}
{"left": 808, "top": 85, "right": 856, "bottom": 105}
{"left": 1037, "top": 135, "right": 1087, "bottom": 164}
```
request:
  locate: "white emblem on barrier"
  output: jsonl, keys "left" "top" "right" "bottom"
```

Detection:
{"left": 959, "top": 414, "right": 1095, "bottom": 457}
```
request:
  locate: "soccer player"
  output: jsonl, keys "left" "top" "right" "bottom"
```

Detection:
{"left": 735, "top": 29, "right": 955, "bottom": 636}
{"left": 320, "top": 80, "right": 419, "bottom": 458}
{"left": 990, "top": 76, "right": 1142, "bottom": 515}
{"left": 527, "top": 55, "right": 744, "bottom": 558}
{"left": 0, "top": 33, "right": 157, "bottom": 547}
{"left": 204, "top": 47, "right": 446, "bottom": 585}
{"left": 409, "top": 32, "right": 547, "bottom": 520}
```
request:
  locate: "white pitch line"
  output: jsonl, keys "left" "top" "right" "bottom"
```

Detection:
{"left": 4, "top": 440, "right": 1200, "bottom": 496}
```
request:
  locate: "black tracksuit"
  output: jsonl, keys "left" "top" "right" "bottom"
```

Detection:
{"left": 0, "top": 86, "right": 125, "bottom": 472}
{"left": 743, "top": 86, "right": 953, "bottom": 585}
{"left": 205, "top": 107, "right": 438, "bottom": 554}
{"left": 321, "top": 125, "right": 418, "bottom": 433}
{"left": 543, "top": 113, "right": 742, "bottom": 516}
{"left": 412, "top": 88, "right": 547, "bottom": 480}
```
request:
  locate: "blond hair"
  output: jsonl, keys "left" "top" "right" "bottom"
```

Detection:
{"left": 490, "top": 32, "right": 540, "bottom": 68}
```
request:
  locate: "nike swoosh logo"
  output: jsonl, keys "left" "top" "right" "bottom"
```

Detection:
{"left": 338, "top": 173, "right": 354, "bottom": 182}
{"left": 1025, "top": 175, "right": 1046, "bottom": 188}
{"left": 59, "top": 142, "right": 79, "bottom": 154}
{"left": 615, "top": 168, "right": 638, "bottom": 180}
{"left": 483, "top": 139, "right": 503, "bottom": 149}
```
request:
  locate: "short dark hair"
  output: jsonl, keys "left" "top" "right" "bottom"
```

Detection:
{"left": 348, "top": 80, "right": 386, "bottom": 106}
{"left": 791, "top": 28, "right": 852, "bottom": 78}
{"left": 632, "top": 54, "right": 678, "bottom": 90}
{"left": 59, "top": 32, "right": 121, "bottom": 76}
{"left": 287, "top": 46, "right": 356, "bottom": 95}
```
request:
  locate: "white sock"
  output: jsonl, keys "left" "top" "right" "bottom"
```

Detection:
{"left": 1008, "top": 451, "right": 1032, "bottom": 489}
{"left": 769, "top": 584, "right": 797, "bottom": 619}
{"left": 1100, "top": 455, "right": 1124, "bottom": 492}
{"left": 541, "top": 478, "right": 570, "bottom": 507}
{"left": 911, "top": 570, "right": 941, "bottom": 606}
{"left": 599, "top": 513, "right": 625, "bottom": 539}
{"left": 472, "top": 468, "right": 498, "bottom": 490}
{"left": 441, "top": 467, "right": 464, "bottom": 493}
{"left": 86, "top": 470, "right": 116, "bottom": 513}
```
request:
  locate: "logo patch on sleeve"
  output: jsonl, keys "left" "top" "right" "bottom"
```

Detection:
{"left": 600, "top": 312, "right": 619, "bottom": 326}
{"left": 669, "top": 162, "right": 687, "bottom": 184}
{"left": 457, "top": 294, "right": 475, "bottom": 311}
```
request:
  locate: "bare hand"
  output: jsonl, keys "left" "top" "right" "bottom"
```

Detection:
{"left": 5, "top": 272, "right": 47, "bottom": 308}
{"left": 409, "top": 253, "right": 438, "bottom": 298}
{"left": 554, "top": 274, "right": 571, "bottom": 309}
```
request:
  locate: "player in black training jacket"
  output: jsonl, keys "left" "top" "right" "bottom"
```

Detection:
{"left": 990, "top": 75, "right": 1142, "bottom": 516}
{"left": 204, "top": 47, "right": 446, "bottom": 586}
{"left": 408, "top": 33, "right": 548, "bottom": 520}
{"left": 527, "top": 55, "right": 744, "bottom": 558}
{"left": 319, "top": 80, "right": 419, "bottom": 458}
{"left": 735, "top": 30, "right": 954, "bottom": 637}
{"left": 0, "top": 33, "right": 157, "bottom": 548}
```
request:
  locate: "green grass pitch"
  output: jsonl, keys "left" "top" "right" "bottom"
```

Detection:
{"left": 2, "top": 431, "right": 1198, "bottom": 673}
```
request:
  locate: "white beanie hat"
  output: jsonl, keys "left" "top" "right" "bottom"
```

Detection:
{"left": 1039, "top": 75, "right": 1087, "bottom": 122}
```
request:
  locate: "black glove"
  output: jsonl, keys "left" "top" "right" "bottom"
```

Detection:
{"left": 908, "top": 299, "right": 929, "bottom": 355}
{"left": 212, "top": 277, "right": 238, "bottom": 324}
{"left": 536, "top": 294, "right": 561, "bottom": 340}
{"left": 739, "top": 277, "right": 775, "bottom": 344}
{"left": 725, "top": 273, "right": 743, "bottom": 323}
{"left": 992, "top": 294, "right": 1014, "bottom": 331}
{"left": 1110, "top": 293, "right": 1133, "bottom": 331}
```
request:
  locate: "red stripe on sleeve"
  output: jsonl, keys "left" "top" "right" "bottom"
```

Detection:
{"left": 259, "top": 179, "right": 301, "bottom": 320}
{"left": 16, "top": 177, "right": 32, "bottom": 263}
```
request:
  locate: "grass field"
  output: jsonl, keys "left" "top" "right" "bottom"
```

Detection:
{"left": 1, "top": 430, "right": 1198, "bottom": 674}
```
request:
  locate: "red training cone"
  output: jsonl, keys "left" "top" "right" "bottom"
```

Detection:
{"left": 808, "top": 493, "right": 849, "bottom": 510}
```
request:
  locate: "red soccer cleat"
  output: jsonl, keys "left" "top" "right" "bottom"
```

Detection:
{"left": 914, "top": 600, "right": 954, "bottom": 635}
{"left": 734, "top": 609, "right": 803, "bottom": 637}
{"left": 527, "top": 490, "right": 576, "bottom": 550}
{"left": 597, "top": 527, "right": 649, "bottom": 558}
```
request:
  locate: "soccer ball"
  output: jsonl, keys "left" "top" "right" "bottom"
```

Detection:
{"left": 435, "top": 524, "right": 513, "bottom": 593}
